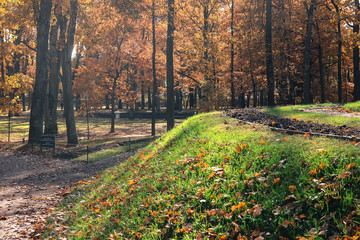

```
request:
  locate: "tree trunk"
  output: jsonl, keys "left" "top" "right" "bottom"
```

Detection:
{"left": 354, "top": 13, "right": 360, "bottom": 101}
{"left": 303, "top": 0, "right": 316, "bottom": 104}
{"left": 118, "top": 99, "right": 122, "bottom": 109}
{"left": 61, "top": 0, "right": 78, "bottom": 145}
{"left": 0, "top": 32, "right": 5, "bottom": 83}
{"left": 22, "top": 56, "right": 29, "bottom": 111}
{"left": 110, "top": 74, "right": 118, "bottom": 133}
{"left": 148, "top": 87, "right": 151, "bottom": 109}
{"left": 238, "top": 91, "right": 245, "bottom": 108}
{"left": 141, "top": 82, "right": 145, "bottom": 110}
{"left": 316, "top": 22, "right": 325, "bottom": 103}
{"left": 105, "top": 95, "right": 110, "bottom": 109}
{"left": 45, "top": 7, "right": 61, "bottom": 134}
{"left": 166, "top": 0, "right": 175, "bottom": 131}
{"left": 230, "top": 0, "right": 236, "bottom": 108}
{"left": 265, "top": 0, "right": 275, "bottom": 106}
{"left": 28, "top": 0, "right": 52, "bottom": 144}
{"left": 331, "top": 0, "right": 342, "bottom": 103}
{"left": 152, "top": 0, "right": 157, "bottom": 136}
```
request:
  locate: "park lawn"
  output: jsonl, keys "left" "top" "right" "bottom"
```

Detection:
{"left": 263, "top": 104, "right": 360, "bottom": 129}
{"left": 0, "top": 110, "right": 174, "bottom": 147}
{"left": 43, "top": 112, "right": 360, "bottom": 239}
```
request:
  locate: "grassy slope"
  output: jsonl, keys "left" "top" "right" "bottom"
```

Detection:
{"left": 263, "top": 104, "right": 360, "bottom": 128}
{"left": 44, "top": 113, "right": 360, "bottom": 239}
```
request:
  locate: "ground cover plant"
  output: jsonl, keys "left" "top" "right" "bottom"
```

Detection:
{"left": 42, "top": 112, "right": 360, "bottom": 239}
{"left": 263, "top": 104, "right": 360, "bottom": 129}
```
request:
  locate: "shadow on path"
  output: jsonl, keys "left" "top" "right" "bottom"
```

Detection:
{"left": 0, "top": 150, "right": 134, "bottom": 239}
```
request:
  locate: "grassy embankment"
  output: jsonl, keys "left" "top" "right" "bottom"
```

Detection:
{"left": 44, "top": 112, "right": 360, "bottom": 239}
{"left": 263, "top": 103, "right": 360, "bottom": 128}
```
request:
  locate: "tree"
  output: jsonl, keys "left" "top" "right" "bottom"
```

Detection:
{"left": 166, "top": 0, "right": 175, "bottom": 130}
{"left": 45, "top": 3, "right": 62, "bottom": 135}
{"left": 28, "top": 0, "right": 52, "bottom": 143}
{"left": 330, "top": 0, "right": 343, "bottom": 103}
{"left": 303, "top": 0, "right": 316, "bottom": 104}
{"left": 230, "top": 0, "right": 235, "bottom": 108}
{"left": 265, "top": 0, "right": 274, "bottom": 106}
{"left": 62, "top": 0, "right": 79, "bottom": 145}
{"left": 152, "top": 0, "right": 157, "bottom": 136}
{"left": 353, "top": 0, "right": 360, "bottom": 101}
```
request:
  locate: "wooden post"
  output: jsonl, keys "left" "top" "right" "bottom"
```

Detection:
{"left": 8, "top": 111, "right": 10, "bottom": 142}
{"left": 86, "top": 146, "right": 89, "bottom": 164}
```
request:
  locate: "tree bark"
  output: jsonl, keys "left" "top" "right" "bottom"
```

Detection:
{"left": 110, "top": 74, "right": 118, "bottom": 133}
{"left": 303, "top": 0, "right": 316, "bottom": 104}
{"left": 354, "top": 0, "right": 360, "bottom": 101}
{"left": 141, "top": 82, "right": 145, "bottom": 109}
{"left": 28, "top": 0, "right": 52, "bottom": 143}
{"left": 0, "top": 32, "right": 5, "bottom": 84}
{"left": 148, "top": 87, "right": 151, "bottom": 109}
{"left": 316, "top": 22, "right": 325, "bottom": 103}
{"left": 152, "top": 0, "right": 157, "bottom": 136}
{"left": 265, "top": 0, "right": 275, "bottom": 106}
{"left": 61, "top": 0, "right": 78, "bottom": 144}
{"left": 230, "top": 0, "right": 236, "bottom": 108}
{"left": 166, "top": 0, "right": 175, "bottom": 131}
{"left": 331, "top": 0, "right": 342, "bottom": 103}
{"left": 45, "top": 6, "right": 61, "bottom": 135}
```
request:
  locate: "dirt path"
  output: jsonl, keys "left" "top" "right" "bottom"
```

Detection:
{"left": 299, "top": 106, "right": 360, "bottom": 118}
{"left": 0, "top": 150, "right": 134, "bottom": 239}
{"left": 227, "top": 108, "right": 360, "bottom": 139}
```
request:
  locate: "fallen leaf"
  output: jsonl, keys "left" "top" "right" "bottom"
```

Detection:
{"left": 346, "top": 163, "right": 355, "bottom": 170}
{"left": 338, "top": 172, "right": 350, "bottom": 179}
{"left": 289, "top": 185, "right": 296, "bottom": 193}
{"left": 253, "top": 205, "right": 263, "bottom": 217}
{"left": 273, "top": 178, "right": 280, "bottom": 185}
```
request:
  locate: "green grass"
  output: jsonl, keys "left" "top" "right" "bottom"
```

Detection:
{"left": 43, "top": 112, "right": 360, "bottom": 239}
{"left": 344, "top": 101, "right": 360, "bottom": 112}
{"left": 263, "top": 104, "right": 360, "bottom": 128}
{"left": 73, "top": 142, "right": 150, "bottom": 162}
